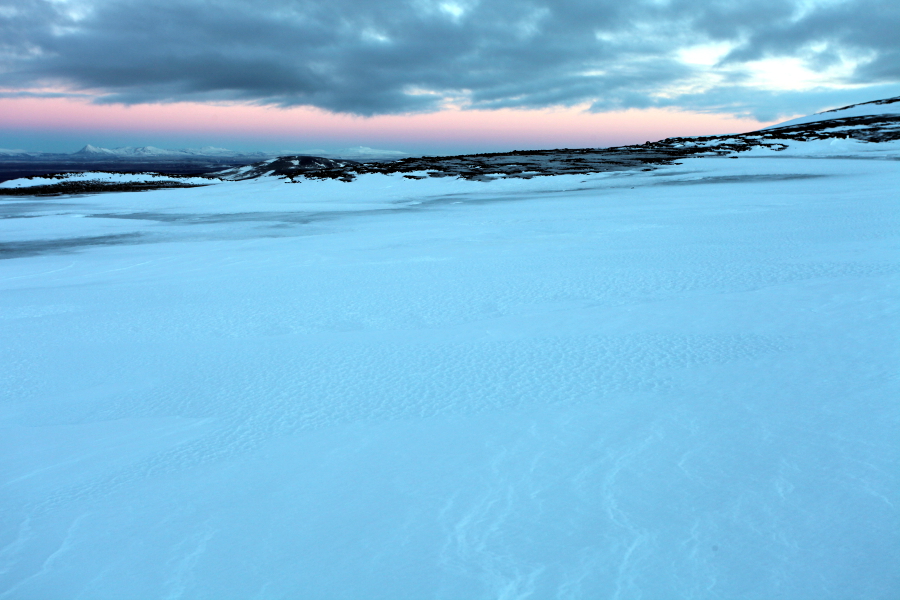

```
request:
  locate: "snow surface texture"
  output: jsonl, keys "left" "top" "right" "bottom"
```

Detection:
{"left": 1, "top": 143, "right": 898, "bottom": 599}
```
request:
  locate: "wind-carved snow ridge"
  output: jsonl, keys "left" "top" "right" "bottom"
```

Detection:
{"left": 439, "top": 483, "right": 546, "bottom": 600}
{"left": 0, "top": 98, "right": 898, "bottom": 599}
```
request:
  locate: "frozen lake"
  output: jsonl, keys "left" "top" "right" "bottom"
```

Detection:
{"left": 1, "top": 152, "right": 898, "bottom": 598}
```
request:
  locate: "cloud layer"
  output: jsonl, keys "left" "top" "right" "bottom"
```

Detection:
{"left": 1, "top": 0, "right": 898, "bottom": 119}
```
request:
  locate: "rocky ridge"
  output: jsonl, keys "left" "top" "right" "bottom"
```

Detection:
{"left": 216, "top": 96, "right": 900, "bottom": 183}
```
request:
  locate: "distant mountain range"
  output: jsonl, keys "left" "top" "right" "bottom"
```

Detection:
{"left": 0, "top": 145, "right": 273, "bottom": 160}
{"left": 72, "top": 144, "right": 272, "bottom": 159}
{"left": 0, "top": 144, "right": 408, "bottom": 161}
{"left": 0, "top": 144, "right": 409, "bottom": 182}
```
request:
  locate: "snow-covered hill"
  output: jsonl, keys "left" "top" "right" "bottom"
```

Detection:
{"left": 766, "top": 96, "right": 900, "bottom": 129}
{"left": 215, "top": 155, "right": 362, "bottom": 181}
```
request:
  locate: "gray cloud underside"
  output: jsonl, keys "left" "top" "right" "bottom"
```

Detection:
{"left": 1, "top": 0, "right": 898, "bottom": 119}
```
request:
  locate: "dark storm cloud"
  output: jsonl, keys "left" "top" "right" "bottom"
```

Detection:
{"left": 1, "top": 0, "right": 898, "bottom": 118}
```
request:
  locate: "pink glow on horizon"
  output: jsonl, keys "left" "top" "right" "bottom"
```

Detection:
{"left": 0, "top": 97, "right": 776, "bottom": 152}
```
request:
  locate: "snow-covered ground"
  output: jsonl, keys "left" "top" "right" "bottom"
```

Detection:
{"left": 741, "top": 137, "right": 900, "bottom": 158}
{"left": 0, "top": 172, "right": 214, "bottom": 189}
{"left": 1, "top": 145, "right": 898, "bottom": 598}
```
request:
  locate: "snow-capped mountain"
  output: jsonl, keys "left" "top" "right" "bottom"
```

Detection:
{"left": 72, "top": 144, "right": 273, "bottom": 159}
{"left": 332, "top": 146, "right": 407, "bottom": 160}
{"left": 65, "top": 145, "right": 407, "bottom": 160}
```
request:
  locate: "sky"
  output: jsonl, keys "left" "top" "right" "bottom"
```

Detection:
{"left": 1, "top": 0, "right": 899, "bottom": 155}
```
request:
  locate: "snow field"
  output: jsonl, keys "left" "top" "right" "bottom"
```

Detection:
{"left": 0, "top": 154, "right": 898, "bottom": 599}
